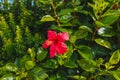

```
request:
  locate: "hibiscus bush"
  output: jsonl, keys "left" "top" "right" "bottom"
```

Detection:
{"left": 0, "top": 0, "right": 120, "bottom": 80}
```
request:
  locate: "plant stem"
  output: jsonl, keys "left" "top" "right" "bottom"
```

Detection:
{"left": 92, "top": 26, "right": 99, "bottom": 41}
{"left": 73, "top": 0, "right": 76, "bottom": 19}
{"left": 51, "top": 2, "right": 61, "bottom": 27}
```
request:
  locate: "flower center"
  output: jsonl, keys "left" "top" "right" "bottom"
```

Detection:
{"left": 54, "top": 39, "right": 59, "bottom": 44}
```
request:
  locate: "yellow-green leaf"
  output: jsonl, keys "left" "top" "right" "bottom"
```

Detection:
{"left": 109, "top": 50, "right": 120, "bottom": 65}
{"left": 95, "top": 38, "right": 111, "bottom": 49}
{"left": 25, "top": 61, "right": 35, "bottom": 70}
{"left": 40, "top": 15, "right": 55, "bottom": 22}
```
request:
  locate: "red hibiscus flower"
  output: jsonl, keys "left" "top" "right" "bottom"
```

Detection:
{"left": 42, "top": 30, "right": 69, "bottom": 58}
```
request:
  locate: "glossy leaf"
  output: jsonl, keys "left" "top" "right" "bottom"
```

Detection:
{"left": 20, "top": 55, "right": 31, "bottom": 67}
{"left": 70, "top": 35, "right": 77, "bottom": 43}
{"left": 77, "top": 45, "right": 93, "bottom": 60}
{"left": 102, "top": 10, "right": 120, "bottom": 17}
{"left": 95, "top": 21, "right": 112, "bottom": 28}
{"left": 40, "top": 15, "right": 55, "bottom": 22}
{"left": 60, "top": 23, "right": 73, "bottom": 27}
{"left": 110, "top": 70, "right": 120, "bottom": 80}
{"left": 37, "top": 47, "right": 47, "bottom": 61}
{"left": 58, "top": 9, "right": 74, "bottom": 16}
{"left": 77, "top": 59, "right": 96, "bottom": 72}
{"left": 64, "top": 60, "right": 78, "bottom": 68}
{"left": 30, "top": 67, "right": 48, "bottom": 80}
{"left": 74, "top": 30, "right": 88, "bottom": 39}
{"left": 105, "top": 62, "right": 114, "bottom": 70}
{"left": 39, "top": 0, "right": 53, "bottom": 4}
{"left": 50, "top": 26, "right": 72, "bottom": 34}
{"left": 96, "top": 58, "right": 104, "bottom": 67}
{"left": 74, "top": 6, "right": 83, "bottom": 12}
{"left": 63, "top": 43, "right": 73, "bottom": 59}
{"left": 16, "top": 74, "right": 26, "bottom": 80}
{"left": 79, "top": 26, "right": 92, "bottom": 33}
{"left": 72, "top": 0, "right": 81, "bottom": 5}
{"left": 109, "top": 50, "right": 120, "bottom": 65}
{"left": 68, "top": 75, "right": 86, "bottom": 80}
{"left": 28, "top": 48, "right": 36, "bottom": 60}
{"left": 0, "top": 73, "right": 15, "bottom": 80}
{"left": 95, "top": 21, "right": 105, "bottom": 27}
{"left": 56, "top": 1, "right": 63, "bottom": 8}
{"left": 42, "top": 59, "right": 58, "bottom": 69}
{"left": 95, "top": 38, "right": 111, "bottom": 49}
{"left": 59, "top": 13, "right": 72, "bottom": 23}
{"left": 98, "top": 28, "right": 115, "bottom": 37}
{"left": 25, "top": 61, "right": 35, "bottom": 70}
{"left": 112, "top": 73, "right": 120, "bottom": 80}
{"left": 100, "top": 15, "right": 119, "bottom": 25}
{"left": 4, "top": 63, "right": 18, "bottom": 72}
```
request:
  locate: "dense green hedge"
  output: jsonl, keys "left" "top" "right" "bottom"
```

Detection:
{"left": 0, "top": 0, "right": 120, "bottom": 80}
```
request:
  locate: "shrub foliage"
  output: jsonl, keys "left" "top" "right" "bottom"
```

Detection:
{"left": 0, "top": 0, "right": 120, "bottom": 80}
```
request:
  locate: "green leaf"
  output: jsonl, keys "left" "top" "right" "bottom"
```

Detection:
{"left": 74, "top": 30, "right": 88, "bottom": 39}
{"left": 72, "top": 0, "right": 81, "bottom": 5}
{"left": 77, "top": 10, "right": 89, "bottom": 15}
{"left": 77, "top": 59, "right": 96, "bottom": 72}
{"left": 95, "top": 21, "right": 105, "bottom": 27}
{"left": 77, "top": 45, "right": 93, "bottom": 60}
{"left": 112, "top": 73, "right": 120, "bottom": 80}
{"left": 0, "top": 73, "right": 15, "bottom": 80}
{"left": 30, "top": 67, "right": 48, "bottom": 80}
{"left": 37, "top": 47, "right": 47, "bottom": 61}
{"left": 109, "top": 50, "right": 120, "bottom": 65}
{"left": 25, "top": 61, "right": 35, "bottom": 70}
{"left": 96, "top": 58, "right": 104, "bottom": 67}
{"left": 70, "top": 35, "right": 77, "bottom": 43}
{"left": 20, "top": 55, "right": 31, "bottom": 67}
{"left": 100, "top": 15, "right": 119, "bottom": 25}
{"left": 95, "top": 38, "right": 111, "bottom": 49}
{"left": 79, "top": 26, "right": 92, "bottom": 33}
{"left": 102, "top": 10, "right": 120, "bottom": 17}
{"left": 59, "top": 13, "right": 72, "bottom": 23}
{"left": 95, "top": 21, "right": 112, "bottom": 28}
{"left": 0, "top": 67, "right": 6, "bottom": 75}
{"left": 58, "top": 9, "right": 74, "bottom": 16}
{"left": 39, "top": 0, "right": 53, "bottom": 4}
{"left": 105, "top": 62, "right": 114, "bottom": 70}
{"left": 49, "top": 75, "right": 57, "bottom": 80}
{"left": 64, "top": 60, "right": 78, "bottom": 68}
{"left": 28, "top": 47, "right": 36, "bottom": 60}
{"left": 63, "top": 43, "right": 73, "bottom": 59}
{"left": 68, "top": 75, "right": 86, "bottom": 80}
{"left": 4, "top": 63, "right": 18, "bottom": 72}
{"left": 16, "top": 72, "right": 28, "bottom": 80}
{"left": 56, "top": 70, "right": 67, "bottom": 80}
{"left": 74, "top": 6, "right": 83, "bottom": 12}
{"left": 40, "top": 15, "right": 55, "bottom": 22}
{"left": 98, "top": 28, "right": 115, "bottom": 37}
{"left": 42, "top": 59, "right": 58, "bottom": 69}
{"left": 50, "top": 25, "right": 72, "bottom": 35}
{"left": 16, "top": 74, "right": 26, "bottom": 80}
{"left": 60, "top": 23, "right": 73, "bottom": 27}
{"left": 56, "top": 1, "right": 63, "bottom": 8}
{"left": 110, "top": 70, "right": 120, "bottom": 80}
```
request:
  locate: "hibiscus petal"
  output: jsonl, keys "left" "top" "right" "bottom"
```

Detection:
{"left": 50, "top": 44, "right": 57, "bottom": 58}
{"left": 48, "top": 30, "right": 57, "bottom": 40}
{"left": 57, "top": 32, "right": 69, "bottom": 42}
{"left": 56, "top": 42, "right": 67, "bottom": 54}
{"left": 42, "top": 39, "right": 52, "bottom": 48}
